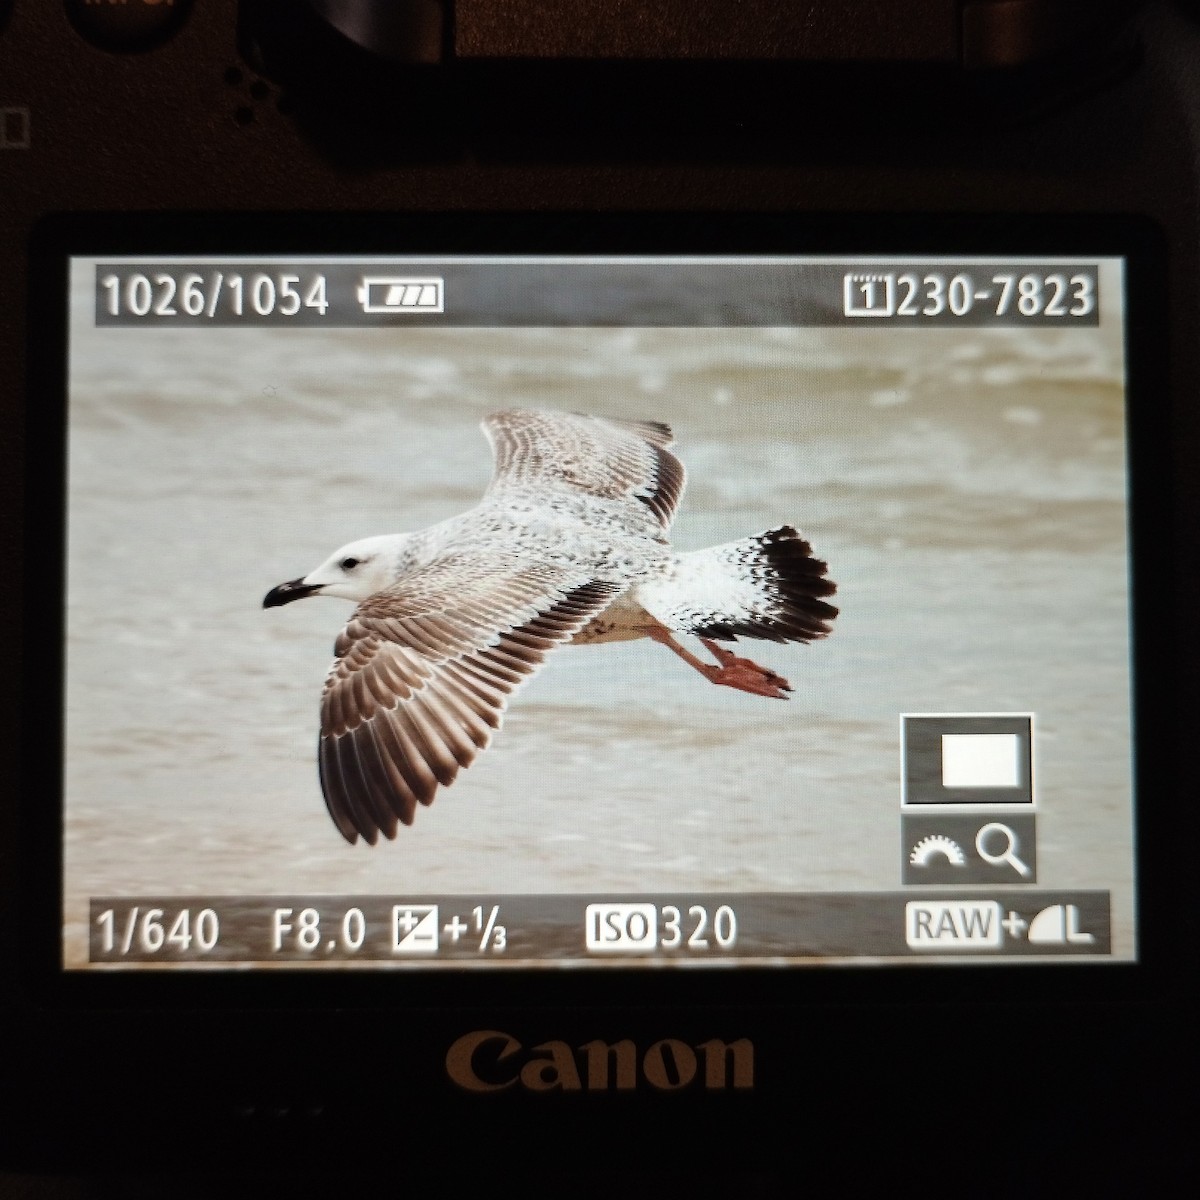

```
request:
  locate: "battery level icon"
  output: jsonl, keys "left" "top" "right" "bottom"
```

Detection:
{"left": 357, "top": 276, "right": 445, "bottom": 314}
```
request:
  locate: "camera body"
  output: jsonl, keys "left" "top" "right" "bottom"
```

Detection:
{"left": 1, "top": 1, "right": 1196, "bottom": 1181}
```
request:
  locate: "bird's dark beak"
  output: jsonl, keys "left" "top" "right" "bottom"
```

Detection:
{"left": 263, "top": 578, "right": 322, "bottom": 608}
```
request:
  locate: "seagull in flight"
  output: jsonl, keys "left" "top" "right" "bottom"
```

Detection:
{"left": 264, "top": 409, "right": 838, "bottom": 844}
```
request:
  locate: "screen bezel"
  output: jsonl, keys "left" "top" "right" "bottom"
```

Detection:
{"left": 22, "top": 210, "right": 1175, "bottom": 1014}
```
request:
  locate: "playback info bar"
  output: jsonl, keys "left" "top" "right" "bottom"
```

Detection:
{"left": 91, "top": 259, "right": 1104, "bottom": 328}
{"left": 85, "top": 892, "right": 1115, "bottom": 964}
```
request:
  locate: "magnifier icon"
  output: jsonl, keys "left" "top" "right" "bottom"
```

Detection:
{"left": 975, "top": 822, "right": 1032, "bottom": 878}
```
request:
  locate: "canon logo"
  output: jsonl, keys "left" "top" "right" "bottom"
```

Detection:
{"left": 445, "top": 1030, "right": 754, "bottom": 1093}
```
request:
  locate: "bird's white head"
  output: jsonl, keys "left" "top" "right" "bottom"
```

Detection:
{"left": 263, "top": 533, "right": 411, "bottom": 608}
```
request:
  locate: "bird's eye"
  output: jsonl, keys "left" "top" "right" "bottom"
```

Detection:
{"left": 340, "top": 557, "right": 360, "bottom": 570}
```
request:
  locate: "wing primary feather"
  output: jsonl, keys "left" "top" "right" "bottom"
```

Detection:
{"left": 372, "top": 709, "right": 437, "bottom": 812}
{"left": 323, "top": 733, "right": 379, "bottom": 846}
{"left": 438, "top": 663, "right": 506, "bottom": 726}
{"left": 357, "top": 718, "right": 413, "bottom": 831}
{"left": 398, "top": 696, "right": 461, "bottom": 788}
{"left": 350, "top": 723, "right": 403, "bottom": 839}
{"left": 318, "top": 739, "right": 361, "bottom": 845}
{"left": 452, "top": 656, "right": 518, "bottom": 699}
{"left": 471, "top": 651, "right": 528, "bottom": 687}
{"left": 409, "top": 686, "right": 479, "bottom": 769}
{"left": 335, "top": 732, "right": 386, "bottom": 844}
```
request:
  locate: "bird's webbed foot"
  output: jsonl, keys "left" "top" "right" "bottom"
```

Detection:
{"left": 699, "top": 638, "right": 793, "bottom": 700}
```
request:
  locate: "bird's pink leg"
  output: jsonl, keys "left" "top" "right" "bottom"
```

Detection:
{"left": 643, "top": 626, "right": 792, "bottom": 699}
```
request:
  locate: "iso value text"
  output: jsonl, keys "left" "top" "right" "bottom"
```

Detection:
{"left": 585, "top": 903, "right": 738, "bottom": 954}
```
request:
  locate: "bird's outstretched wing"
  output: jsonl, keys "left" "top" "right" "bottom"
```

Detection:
{"left": 318, "top": 553, "right": 621, "bottom": 844}
{"left": 482, "top": 409, "right": 686, "bottom": 531}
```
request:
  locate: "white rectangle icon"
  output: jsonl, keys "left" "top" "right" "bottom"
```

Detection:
{"left": 905, "top": 901, "right": 1003, "bottom": 950}
{"left": 585, "top": 903, "right": 657, "bottom": 953}
{"left": 391, "top": 904, "right": 439, "bottom": 953}
{"left": 357, "top": 276, "right": 444, "bottom": 314}
{"left": 941, "top": 733, "right": 1019, "bottom": 787}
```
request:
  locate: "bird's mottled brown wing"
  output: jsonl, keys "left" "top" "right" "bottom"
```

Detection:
{"left": 482, "top": 409, "right": 686, "bottom": 530}
{"left": 318, "top": 554, "right": 621, "bottom": 844}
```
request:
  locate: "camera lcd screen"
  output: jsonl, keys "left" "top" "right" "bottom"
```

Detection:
{"left": 58, "top": 249, "right": 1136, "bottom": 969}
